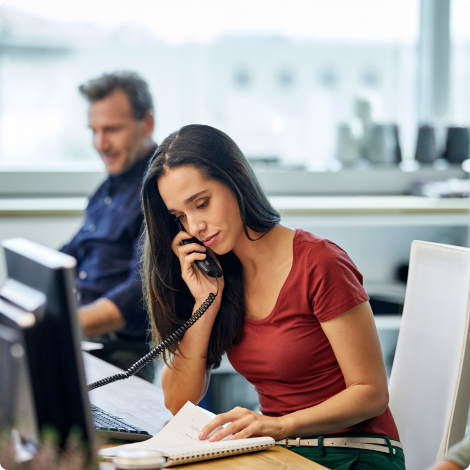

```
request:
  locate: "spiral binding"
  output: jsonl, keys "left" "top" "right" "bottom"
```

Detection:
{"left": 170, "top": 441, "right": 274, "bottom": 464}
{"left": 87, "top": 276, "right": 219, "bottom": 391}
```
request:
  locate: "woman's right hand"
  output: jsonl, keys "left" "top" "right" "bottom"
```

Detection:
{"left": 171, "top": 230, "right": 224, "bottom": 305}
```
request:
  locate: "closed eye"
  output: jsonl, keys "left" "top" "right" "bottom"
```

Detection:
{"left": 197, "top": 199, "right": 209, "bottom": 209}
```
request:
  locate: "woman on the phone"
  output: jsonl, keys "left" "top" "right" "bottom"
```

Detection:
{"left": 141, "top": 124, "right": 405, "bottom": 469}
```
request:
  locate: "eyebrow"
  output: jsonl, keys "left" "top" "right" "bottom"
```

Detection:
{"left": 167, "top": 190, "right": 208, "bottom": 213}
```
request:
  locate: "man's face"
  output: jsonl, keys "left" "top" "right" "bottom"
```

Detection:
{"left": 88, "top": 90, "right": 151, "bottom": 175}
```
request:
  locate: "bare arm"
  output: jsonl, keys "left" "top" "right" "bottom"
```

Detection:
{"left": 79, "top": 298, "right": 125, "bottom": 336}
{"left": 428, "top": 462, "right": 463, "bottom": 470}
{"left": 161, "top": 298, "right": 220, "bottom": 414}
{"left": 200, "top": 301, "right": 389, "bottom": 441}
{"left": 161, "top": 231, "right": 224, "bottom": 415}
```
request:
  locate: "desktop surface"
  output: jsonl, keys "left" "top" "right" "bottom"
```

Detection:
{"left": 98, "top": 446, "right": 328, "bottom": 469}
{"left": 84, "top": 352, "right": 327, "bottom": 469}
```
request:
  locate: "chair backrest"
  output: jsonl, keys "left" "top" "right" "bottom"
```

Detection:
{"left": 389, "top": 241, "right": 470, "bottom": 470}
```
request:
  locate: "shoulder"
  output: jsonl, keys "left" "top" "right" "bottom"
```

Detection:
{"left": 294, "top": 229, "right": 367, "bottom": 321}
{"left": 293, "top": 229, "right": 363, "bottom": 283}
{"left": 294, "top": 229, "right": 349, "bottom": 264}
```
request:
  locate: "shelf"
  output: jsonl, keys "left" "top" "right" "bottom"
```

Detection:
{"left": 0, "top": 196, "right": 467, "bottom": 220}
{"left": 0, "top": 197, "right": 87, "bottom": 217}
{"left": 270, "top": 196, "right": 469, "bottom": 215}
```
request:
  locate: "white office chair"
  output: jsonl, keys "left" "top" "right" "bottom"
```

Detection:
{"left": 389, "top": 241, "right": 470, "bottom": 470}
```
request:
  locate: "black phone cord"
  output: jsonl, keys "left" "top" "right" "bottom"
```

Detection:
{"left": 87, "top": 276, "right": 219, "bottom": 391}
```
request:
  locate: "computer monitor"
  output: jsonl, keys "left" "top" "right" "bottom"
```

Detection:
{"left": 0, "top": 238, "right": 94, "bottom": 451}
{"left": 0, "top": 323, "right": 22, "bottom": 430}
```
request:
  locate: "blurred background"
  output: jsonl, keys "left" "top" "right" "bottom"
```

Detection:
{"left": 1, "top": 0, "right": 470, "bottom": 413}
{"left": 0, "top": 0, "right": 467, "bottom": 167}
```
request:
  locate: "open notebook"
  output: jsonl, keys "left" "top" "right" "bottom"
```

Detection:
{"left": 99, "top": 401, "right": 275, "bottom": 467}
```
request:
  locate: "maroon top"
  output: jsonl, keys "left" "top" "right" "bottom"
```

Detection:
{"left": 227, "top": 229, "right": 399, "bottom": 440}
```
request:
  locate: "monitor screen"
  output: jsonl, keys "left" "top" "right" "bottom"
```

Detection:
{"left": 0, "top": 238, "right": 94, "bottom": 451}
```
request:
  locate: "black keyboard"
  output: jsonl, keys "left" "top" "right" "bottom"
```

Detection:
{"left": 90, "top": 404, "right": 152, "bottom": 441}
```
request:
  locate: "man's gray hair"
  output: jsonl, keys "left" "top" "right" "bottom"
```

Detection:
{"left": 79, "top": 71, "right": 154, "bottom": 120}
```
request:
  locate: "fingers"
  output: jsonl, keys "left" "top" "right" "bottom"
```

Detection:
{"left": 178, "top": 243, "right": 205, "bottom": 269}
{"left": 199, "top": 408, "right": 239, "bottom": 440}
{"left": 177, "top": 243, "right": 206, "bottom": 259}
{"left": 199, "top": 407, "right": 254, "bottom": 442}
{"left": 173, "top": 239, "right": 207, "bottom": 270}
{"left": 171, "top": 233, "right": 223, "bottom": 277}
{"left": 171, "top": 231, "right": 201, "bottom": 256}
{"left": 182, "top": 251, "right": 207, "bottom": 277}
{"left": 210, "top": 416, "right": 255, "bottom": 442}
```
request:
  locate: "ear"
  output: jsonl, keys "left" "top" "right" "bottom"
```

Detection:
{"left": 142, "top": 111, "right": 155, "bottom": 138}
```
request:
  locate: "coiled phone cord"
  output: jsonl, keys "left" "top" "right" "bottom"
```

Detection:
{"left": 87, "top": 275, "right": 219, "bottom": 391}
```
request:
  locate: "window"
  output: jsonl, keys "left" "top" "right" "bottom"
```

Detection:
{"left": 233, "top": 68, "right": 251, "bottom": 89}
{"left": 450, "top": 0, "right": 470, "bottom": 126}
{"left": 319, "top": 68, "right": 337, "bottom": 89}
{"left": 277, "top": 68, "right": 295, "bottom": 90}
{"left": 0, "top": 0, "right": 420, "bottom": 167}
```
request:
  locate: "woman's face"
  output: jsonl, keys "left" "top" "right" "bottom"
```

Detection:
{"left": 157, "top": 165, "right": 245, "bottom": 255}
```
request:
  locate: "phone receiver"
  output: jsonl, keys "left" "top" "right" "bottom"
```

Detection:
{"left": 177, "top": 220, "right": 223, "bottom": 278}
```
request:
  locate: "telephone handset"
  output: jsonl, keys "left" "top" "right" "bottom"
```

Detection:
{"left": 87, "top": 220, "right": 222, "bottom": 391}
{"left": 176, "top": 219, "right": 223, "bottom": 278}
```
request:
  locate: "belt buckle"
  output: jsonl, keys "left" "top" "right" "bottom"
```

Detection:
{"left": 284, "top": 437, "right": 301, "bottom": 448}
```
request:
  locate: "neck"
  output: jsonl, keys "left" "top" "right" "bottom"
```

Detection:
{"left": 232, "top": 225, "right": 287, "bottom": 277}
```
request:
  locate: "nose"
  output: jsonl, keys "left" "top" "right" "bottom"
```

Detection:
{"left": 187, "top": 215, "right": 206, "bottom": 239}
{"left": 94, "top": 131, "right": 110, "bottom": 153}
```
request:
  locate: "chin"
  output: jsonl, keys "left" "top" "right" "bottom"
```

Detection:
{"left": 211, "top": 239, "right": 234, "bottom": 256}
{"left": 102, "top": 155, "right": 126, "bottom": 175}
{"left": 212, "top": 247, "right": 228, "bottom": 256}
{"left": 106, "top": 163, "right": 125, "bottom": 175}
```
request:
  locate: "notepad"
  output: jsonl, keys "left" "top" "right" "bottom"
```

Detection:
{"left": 98, "top": 401, "right": 275, "bottom": 467}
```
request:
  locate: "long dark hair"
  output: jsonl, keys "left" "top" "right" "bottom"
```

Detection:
{"left": 141, "top": 124, "right": 280, "bottom": 369}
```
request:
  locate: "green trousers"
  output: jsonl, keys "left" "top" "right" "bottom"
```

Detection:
{"left": 286, "top": 434, "right": 406, "bottom": 470}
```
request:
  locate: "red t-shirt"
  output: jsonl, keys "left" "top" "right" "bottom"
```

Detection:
{"left": 227, "top": 229, "right": 399, "bottom": 440}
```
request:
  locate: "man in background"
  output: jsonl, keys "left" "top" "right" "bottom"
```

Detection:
{"left": 61, "top": 71, "right": 157, "bottom": 381}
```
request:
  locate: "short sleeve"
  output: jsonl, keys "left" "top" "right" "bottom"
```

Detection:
{"left": 445, "top": 433, "right": 470, "bottom": 468}
{"left": 307, "top": 240, "right": 369, "bottom": 322}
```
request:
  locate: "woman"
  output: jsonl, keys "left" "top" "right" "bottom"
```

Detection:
{"left": 141, "top": 124, "right": 405, "bottom": 469}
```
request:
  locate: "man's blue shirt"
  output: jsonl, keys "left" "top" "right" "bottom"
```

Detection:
{"left": 61, "top": 150, "right": 155, "bottom": 341}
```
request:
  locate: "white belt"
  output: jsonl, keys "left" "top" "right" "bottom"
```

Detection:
{"left": 276, "top": 437, "right": 403, "bottom": 455}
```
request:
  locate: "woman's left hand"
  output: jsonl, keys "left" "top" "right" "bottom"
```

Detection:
{"left": 198, "top": 407, "right": 286, "bottom": 442}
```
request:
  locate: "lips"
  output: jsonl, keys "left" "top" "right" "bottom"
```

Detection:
{"left": 202, "top": 232, "right": 219, "bottom": 247}
{"left": 102, "top": 153, "right": 119, "bottom": 161}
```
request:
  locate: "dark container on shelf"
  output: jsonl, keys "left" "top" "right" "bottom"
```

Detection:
{"left": 442, "top": 126, "right": 470, "bottom": 163}
{"left": 415, "top": 125, "right": 436, "bottom": 164}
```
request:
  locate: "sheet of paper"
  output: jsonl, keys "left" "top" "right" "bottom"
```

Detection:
{"left": 197, "top": 405, "right": 216, "bottom": 420}
{"left": 99, "top": 401, "right": 227, "bottom": 459}
{"left": 153, "top": 401, "right": 227, "bottom": 446}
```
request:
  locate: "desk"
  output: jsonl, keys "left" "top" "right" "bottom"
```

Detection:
{"left": 84, "top": 352, "right": 327, "bottom": 469}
